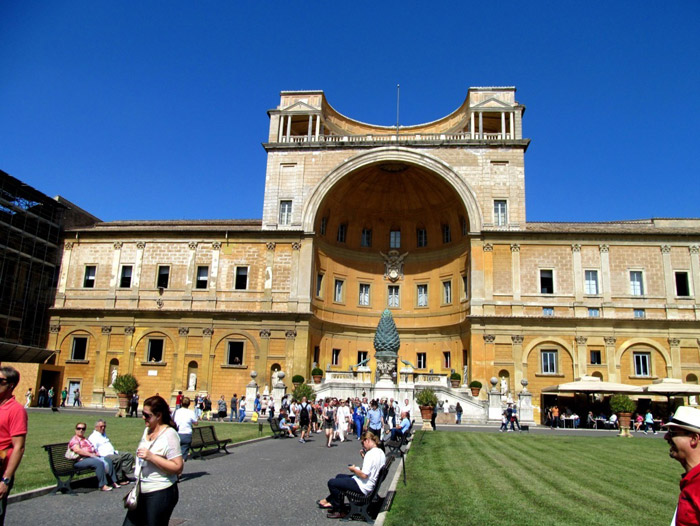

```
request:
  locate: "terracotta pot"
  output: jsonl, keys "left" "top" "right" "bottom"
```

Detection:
{"left": 419, "top": 405, "right": 433, "bottom": 421}
{"left": 451, "top": 380, "right": 460, "bottom": 388}
{"left": 470, "top": 387, "right": 481, "bottom": 397}
{"left": 117, "top": 393, "right": 130, "bottom": 410}
{"left": 312, "top": 375, "right": 322, "bottom": 384}
{"left": 618, "top": 412, "right": 632, "bottom": 429}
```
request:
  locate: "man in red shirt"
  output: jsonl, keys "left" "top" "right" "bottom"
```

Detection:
{"left": 664, "top": 406, "right": 700, "bottom": 525}
{"left": 0, "top": 366, "right": 28, "bottom": 525}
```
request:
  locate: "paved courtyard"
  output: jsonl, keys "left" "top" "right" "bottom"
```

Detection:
{"left": 8, "top": 432, "right": 398, "bottom": 526}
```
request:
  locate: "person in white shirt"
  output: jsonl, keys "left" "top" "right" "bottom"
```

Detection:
{"left": 88, "top": 419, "right": 134, "bottom": 484}
{"left": 400, "top": 398, "right": 411, "bottom": 419}
{"left": 172, "top": 397, "right": 198, "bottom": 461}
{"left": 336, "top": 399, "right": 351, "bottom": 442}
{"left": 317, "top": 431, "right": 387, "bottom": 518}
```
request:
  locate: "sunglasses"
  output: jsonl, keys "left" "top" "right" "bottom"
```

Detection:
{"left": 76, "top": 427, "right": 86, "bottom": 431}
{"left": 142, "top": 411, "right": 154, "bottom": 419}
{"left": 0, "top": 378, "right": 9, "bottom": 386}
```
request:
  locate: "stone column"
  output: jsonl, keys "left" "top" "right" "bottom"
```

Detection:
{"left": 287, "top": 242, "right": 301, "bottom": 311}
{"left": 315, "top": 115, "right": 321, "bottom": 140}
{"left": 184, "top": 242, "right": 197, "bottom": 300}
{"left": 599, "top": 245, "right": 612, "bottom": 308}
{"left": 56, "top": 242, "right": 74, "bottom": 306}
{"left": 172, "top": 327, "right": 188, "bottom": 394}
{"left": 469, "top": 239, "right": 486, "bottom": 315}
{"left": 478, "top": 112, "right": 483, "bottom": 139}
{"left": 661, "top": 245, "right": 676, "bottom": 314}
{"left": 286, "top": 115, "right": 292, "bottom": 141}
{"left": 307, "top": 114, "right": 313, "bottom": 141}
{"left": 604, "top": 337, "right": 617, "bottom": 381}
{"left": 511, "top": 335, "right": 524, "bottom": 387}
{"left": 509, "top": 112, "right": 515, "bottom": 139}
{"left": 124, "top": 327, "right": 136, "bottom": 373}
{"left": 483, "top": 244, "right": 494, "bottom": 306}
{"left": 284, "top": 329, "right": 297, "bottom": 379}
{"left": 575, "top": 337, "right": 588, "bottom": 377}
{"left": 107, "top": 242, "right": 123, "bottom": 309}
{"left": 572, "top": 244, "right": 583, "bottom": 304}
{"left": 257, "top": 329, "right": 271, "bottom": 386}
{"left": 470, "top": 112, "right": 475, "bottom": 138}
{"left": 669, "top": 338, "right": 681, "bottom": 378}
{"left": 511, "top": 244, "right": 522, "bottom": 315}
{"left": 501, "top": 112, "right": 506, "bottom": 139}
{"left": 690, "top": 246, "right": 700, "bottom": 308}
{"left": 200, "top": 328, "right": 214, "bottom": 393}
{"left": 91, "top": 326, "right": 112, "bottom": 407}
{"left": 210, "top": 242, "right": 221, "bottom": 299}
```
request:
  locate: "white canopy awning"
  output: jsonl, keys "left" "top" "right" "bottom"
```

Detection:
{"left": 642, "top": 378, "right": 700, "bottom": 396}
{"left": 542, "top": 375, "right": 643, "bottom": 394}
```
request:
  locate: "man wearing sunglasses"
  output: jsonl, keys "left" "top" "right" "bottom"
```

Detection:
{"left": 664, "top": 406, "right": 700, "bottom": 525}
{"left": 0, "top": 366, "right": 28, "bottom": 525}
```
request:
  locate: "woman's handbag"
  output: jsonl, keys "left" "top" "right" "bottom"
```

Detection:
{"left": 65, "top": 446, "right": 80, "bottom": 461}
{"left": 124, "top": 427, "right": 164, "bottom": 511}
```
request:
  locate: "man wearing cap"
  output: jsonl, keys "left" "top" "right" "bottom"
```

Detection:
{"left": 664, "top": 406, "right": 700, "bottom": 525}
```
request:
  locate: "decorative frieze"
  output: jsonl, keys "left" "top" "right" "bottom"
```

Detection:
{"left": 285, "top": 330, "right": 297, "bottom": 339}
{"left": 575, "top": 336, "right": 588, "bottom": 345}
{"left": 202, "top": 328, "right": 214, "bottom": 337}
{"left": 101, "top": 326, "right": 112, "bottom": 334}
{"left": 259, "top": 329, "right": 271, "bottom": 339}
{"left": 483, "top": 334, "right": 495, "bottom": 343}
{"left": 179, "top": 327, "right": 190, "bottom": 336}
{"left": 124, "top": 326, "right": 135, "bottom": 335}
{"left": 668, "top": 338, "right": 681, "bottom": 347}
{"left": 511, "top": 335, "right": 524, "bottom": 344}
{"left": 603, "top": 336, "right": 616, "bottom": 346}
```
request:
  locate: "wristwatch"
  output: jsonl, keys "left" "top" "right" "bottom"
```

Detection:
{"left": 1, "top": 477, "right": 11, "bottom": 485}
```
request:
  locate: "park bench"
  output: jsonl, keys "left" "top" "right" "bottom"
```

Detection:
{"left": 43, "top": 442, "right": 97, "bottom": 494}
{"left": 339, "top": 456, "right": 395, "bottom": 524}
{"left": 385, "top": 420, "right": 414, "bottom": 459}
{"left": 189, "top": 425, "right": 231, "bottom": 459}
{"left": 269, "top": 417, "right": 290, "bottom": 438}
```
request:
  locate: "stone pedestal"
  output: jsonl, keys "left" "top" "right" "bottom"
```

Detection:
{"left": 373, "top": 378, "right": 398, "bottom": 404}
{"left": 246, "top": 382, "right": 259, "bottom": 412}
{"left": 518, "top": 390, "right": 534, "bottom": 423}
{"left": 488, "top": 388, "right": 503, "bottom": 422}
{"left": 272, "top": 383, "right": 287, "bottom": 401}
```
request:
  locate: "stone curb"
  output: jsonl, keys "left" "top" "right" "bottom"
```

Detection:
{"left": 7, "top": 434, "right": 272, "bottom": 506}
{"left": 374, "top": 433, "right": 416, "bottom": 526}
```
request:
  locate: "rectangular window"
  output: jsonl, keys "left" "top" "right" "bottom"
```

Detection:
{"left": 442, "top": 280, "right": 452, "bottom": 304}
{"left": 147, "top": 339, "right": 164, "bottom": 362}
{"left": 462, "top": 275, "right": 469, "bottom": 300}
{"left": 443, "top": 351, "right": 451, "bottom": 369}
{"left": 676, "top": 271, "right": 691, "bottom": 297}
{"left": 279, "top": 200, "right": 292, "bottom": 225}
{"left": 119, "top": 265, "right": 133, "bottom": 288}
{"left": 417, "top": 284, "right": 428, "bottom": 307}
{"left": 388, "top": 285, "right": 400, "bottom": 308}
{"left": 633, "top": 352, "right": 651, "bottom": 377}
{"left": 416, "top": 228, "right": 427, "bottom": 248}
{"left": 543, "top": 307, "right": 554, "bottom": 316}
{"left": 634, "top": 308, "right": 646, "bottom": 319}
{"left": 357, "top": 350, "right": 368, "bottom": 364}
{"left": 588, "top": 307, "right": 600, "bottom": 318}
{"left": 540, "top": 269, "right": 554, "bottom": 294}
{"left": 196, "top": 266, "right": 208, "bottom": 289}
{"left": 460, "top": 216, "right": 468, "bottom": 236}
{"left": 630, "top": 271, "right": 644, "bottom": 296}
{"left": 313, "top": 346, "right": 320, "bottom": 364}
{"left": 227, "top": 341, "right": 244, "bottom": 365}
{"left": 316, "top": 273, "right": 323, "bottom": 298}
{"left": 332, "top": 348, "right": 341, "bottom": 366}
{"left": 417, "top": 352, "right": 427, "bottom": 369}
{"left": 442, "top": 224, "right": 451, "bottom": 244}
{"left": 71, "top": 337, "right": 88, "bottom": 361}
{"left": 359, "top": 283, "right": 370, "bottom": 306}
{"left": 234, "top": 267, "right": 248, "bottom": 290}
{"left": 361, "top": 228, "right": 372, "bottom": 247}
{"left": 590, "top": 350, "right": 602, "bottom": 365}
{"left": 390, "top": 230, "right": 401, "bottom": 248}
{"left": 584, "top": 270, "right": 599, "bottom": 295}
{"left": 337, "top": 224, "right": 347, "bottom": 243}
{"left": 541, "top": 350, "right": 557, "bottom": 374}
{"left": 320, "top": 217, "right": 327, "bottom": 236}
{"left": 83, "top": 266, "right": 96, "bottom": 288}
{"left": 494, "top": 200, "right": 507, "bottom": 226}
{"left": 157, "top": 265, "right": 170, "bottom": 288}
{"left": 334, "top": 279, "right": 344, "bottom": 303}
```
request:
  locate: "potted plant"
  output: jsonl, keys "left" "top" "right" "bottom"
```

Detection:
{"left": 416, "top": 388, "right": 438, "bottom": 429}
{"left": 610, "top": 394, "right": 636, "bottom": 435}
{"left": 292, "top": 383, "right": 315, "bottom": 402}
{"left": 311, "top": 367, "right": 323, "bottom": 384}
{"left": 112, "top": 374, "right": 139, "bottom": 415}
{"left": 292, "top": 374, "right": 305, "bottom": 388}
{"left": 469, "top": 380, "right": 482, "bottom": 397}
{"left": 450, "top": 372, "right": 461, "bottom": 388}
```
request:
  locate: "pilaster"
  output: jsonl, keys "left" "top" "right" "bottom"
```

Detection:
{"left": 91, "top": 325, "right": 112, "bottom": 407}
{"left": 263, "top": 243, "right": 275, "bottom": 310}
{"left": 575, "top": 336, "right": 588, "bottom": 377}
{"left": 200, "top": 328, "right": 214, "bottom": 393}
{"left": 511, "top": 244, "right": 521, "bottom": 303}
{"left": 106, "top": 242, "right": 123, "bottom": 308}
{"left": 661, "top": 245, "right": 677, "bottom": 317}
{"left": 172, "top": 327, "right": 189, "bottom": 394}
{"left": 572, "top": 244, "right": 583, "bottom": 302}
{"left": 669, "top": 337, "right": 681, "bottom": 378}
{"left": 604, "top": 336, "right": 617, "bottom": 381}
{"left": 257, "top": 329, "right": 271, "bottom": 387}
{"left": 511, "top": 335, "right": 524, "bottom": 387}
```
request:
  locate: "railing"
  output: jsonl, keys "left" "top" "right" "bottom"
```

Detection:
{"left": 277, "top": 132, "right": 514, "bottom": 144}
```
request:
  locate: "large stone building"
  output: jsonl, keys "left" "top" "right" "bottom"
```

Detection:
{"left": 47, "top": 88, "right": 700, "bottom": 418}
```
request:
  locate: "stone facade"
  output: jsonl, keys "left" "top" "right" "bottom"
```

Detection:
{"left": 47, "top": 88, "right": 700, "bottom": 419}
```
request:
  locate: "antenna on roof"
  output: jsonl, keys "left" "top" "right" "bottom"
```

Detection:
{"left": 396, "top": 84, "right": 400, "bottom": 138}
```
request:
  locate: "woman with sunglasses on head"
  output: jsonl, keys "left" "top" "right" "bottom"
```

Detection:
{"left": 68, "top": 422, "right": 117, "bottom": 491}
{"left": 123, "top": 395, "right": 183, "bottom": 526}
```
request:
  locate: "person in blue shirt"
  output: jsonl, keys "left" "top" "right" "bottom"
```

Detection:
{"left": 386, "top": 412, "right": 410, "bottom": 441}
{"left": 366, "top": 400, "right": 384, "bottom": 437}
{"left": 352, "top": 400, "right": 366, "bottom": 439}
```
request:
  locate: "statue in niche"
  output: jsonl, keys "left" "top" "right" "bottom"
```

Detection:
{"left": 500, "top": 376, "right": 509, "bottom": 396}
{"left": 109, "top": 367, "right": 118, "bottom": 387}
{"left": 264, "top": 266, "right": 272, "bottom": 289}
{"left": 463, "top": 365, "right": 468, "bottom": 383}
{"left": 188, "top": 373, "right": 197, "bottom": 391}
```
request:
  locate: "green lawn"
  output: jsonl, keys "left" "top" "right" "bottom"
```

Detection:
{"left": 15, "top": 411, "right": 261, "bottom": 494}
{"left": 385, "top": 431, "right": 680, "bottom": 526}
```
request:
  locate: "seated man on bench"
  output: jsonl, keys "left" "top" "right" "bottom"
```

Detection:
{"left": 384, "top": 411, "right": 410, "bottom": 442}
{"left": 278, "top": 410, "right": 298, "bottom": 437}
{"left": 317, "top": 431, "right": 387, "bottom": 519}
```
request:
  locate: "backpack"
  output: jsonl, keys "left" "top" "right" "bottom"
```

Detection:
{"left": 299, "top": 403, "right": 310, "bottom": 425}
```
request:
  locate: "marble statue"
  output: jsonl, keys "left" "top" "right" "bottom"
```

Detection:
{"left": 188, "top": 372, "right": 197, "bottom": 391}
{"left": 110, "top": 368, "right": 118, "bottom": 387}
{"left": 500, "top": 376, "right": 509, "bottom": 396}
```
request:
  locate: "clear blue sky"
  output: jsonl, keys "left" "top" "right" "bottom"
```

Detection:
{"left": 2, "top": 2, "right": 698, "bottom": 223}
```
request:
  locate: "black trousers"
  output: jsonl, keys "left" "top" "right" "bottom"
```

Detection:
{"left": 123, "top": 483, "right": 179, "bottom": 526}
